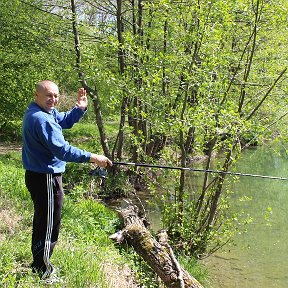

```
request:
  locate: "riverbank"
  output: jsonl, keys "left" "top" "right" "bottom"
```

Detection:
{"left": 0, "top": 145, "right": 209, "bottom": 287}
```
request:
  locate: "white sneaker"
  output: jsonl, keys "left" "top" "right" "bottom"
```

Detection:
{"left": 41, "top": 267, "right": 63, "bottom": 285}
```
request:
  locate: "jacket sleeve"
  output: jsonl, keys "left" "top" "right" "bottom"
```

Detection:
{"left": 53, "top": 107, "right": 87, "bottom": 129}
{"left": 38, "top": 119, "right": 91, "bottom": 163}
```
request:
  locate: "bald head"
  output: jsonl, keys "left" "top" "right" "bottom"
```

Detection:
{"left": 36, "top": 80, "right": 58, "bottom": 93}
{"left": 35, "top": 80, "right": 60, "bottom": 112}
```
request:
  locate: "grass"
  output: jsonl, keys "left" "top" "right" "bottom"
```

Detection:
{"left": 0, "top": 151, "right": 135, "bottom": 287}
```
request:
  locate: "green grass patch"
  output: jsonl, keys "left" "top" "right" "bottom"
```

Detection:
{"left": 0, "top": 151, "right": 134, "bottom": 287}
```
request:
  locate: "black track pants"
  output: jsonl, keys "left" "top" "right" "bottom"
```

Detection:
{"left": 25, "top": 170, "right": 64, "bottom": 275}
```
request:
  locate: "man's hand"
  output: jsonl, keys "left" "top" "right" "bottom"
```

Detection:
{"left": 90, "top": 154, "right": 113, "bottom": 168}
{"left": 76, "top": 88, "right": 88, "bottom": 111}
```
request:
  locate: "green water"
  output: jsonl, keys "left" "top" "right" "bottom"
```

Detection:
{"left": 202, "top": 145, "right": 288, "bottom": 288}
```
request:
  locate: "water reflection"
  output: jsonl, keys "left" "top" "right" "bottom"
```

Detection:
{"left": 202, "top": 145, "right": 288, "bottom": 288}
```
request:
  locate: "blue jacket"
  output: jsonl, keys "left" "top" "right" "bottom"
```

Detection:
{"left": 22, "top": 102, "right": 91, "bottom": 173}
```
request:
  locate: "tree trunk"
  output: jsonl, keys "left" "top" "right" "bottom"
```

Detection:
{"left": 70, "top": 0, "right": 110, "bottom": 158}
{"left": 114, "top": 0, "right": 127, "bottom": 160}
{"left": 110, "top": 204, "right": 204, "bottom": 288}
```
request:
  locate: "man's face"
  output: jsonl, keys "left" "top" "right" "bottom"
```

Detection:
{"left": 35, "top": 82, "right": 60, "bottom": 112}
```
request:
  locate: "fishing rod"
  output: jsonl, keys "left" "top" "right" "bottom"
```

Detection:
{"left": 105, "top": 161, "right": 287, "bottom": 181}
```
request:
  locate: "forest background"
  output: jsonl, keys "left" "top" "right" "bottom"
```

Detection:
{"left": 1, "top": 0, "right": 288, "bottom": 286}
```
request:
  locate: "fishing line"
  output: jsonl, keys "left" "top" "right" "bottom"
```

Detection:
{"left": 110, "top": 161, "right": 288, "bottom": 181}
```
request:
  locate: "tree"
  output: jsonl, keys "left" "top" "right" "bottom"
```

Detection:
{"left": 160, "top": 0, "right": 288, "bottom": 258}
{"left": 0, "top": 0, "right": 77, "bottom": 134}
{"left": 65, "top": 0, "right": 288, "bottom": 257}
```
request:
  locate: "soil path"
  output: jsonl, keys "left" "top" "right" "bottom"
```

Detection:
{"left": 0, "top": 143, "right": 22, "bottom": 154}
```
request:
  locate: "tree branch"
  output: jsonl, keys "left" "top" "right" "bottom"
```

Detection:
{"left": 246, "top": 67, "right": 287, "bottom": 121}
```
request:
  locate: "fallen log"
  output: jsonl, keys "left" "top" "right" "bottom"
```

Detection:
{"left": 109, "top": 203, "right": 204, "bottom": 288}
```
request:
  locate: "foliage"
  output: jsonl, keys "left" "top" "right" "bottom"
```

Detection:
{"left": 0, "top": 0, "right": 77, "bottom": 131}
{"left": 161, "top": 188, "right": 236, "bottom": 258}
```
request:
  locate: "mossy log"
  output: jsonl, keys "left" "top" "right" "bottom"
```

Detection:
{"left": 109, "top": 204, "right": 204, "bottom": 288}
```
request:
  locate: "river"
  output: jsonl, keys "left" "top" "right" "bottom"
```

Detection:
{"left": 200, "top": 144, "right": 288, "bottom": 287}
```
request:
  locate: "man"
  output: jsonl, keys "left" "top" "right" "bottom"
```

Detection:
{"left": 22, "top": 80, "right": 112, "bottom": 283}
